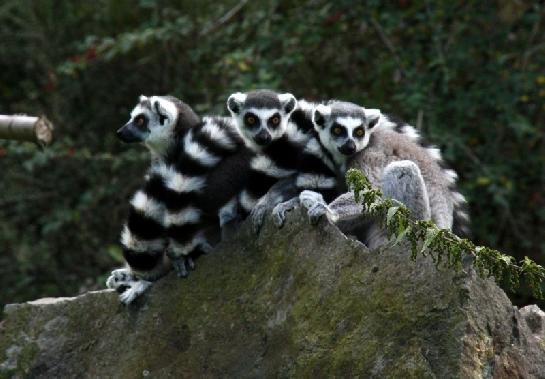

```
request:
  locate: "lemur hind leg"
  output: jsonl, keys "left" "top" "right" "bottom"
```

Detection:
{"left": 326, "top": 161, "right": 431, "bottom": 249}
{"left": 364, "top": 160, "right": 431, "bottom": 250}
{"left": 381, "top": 160, "right": 431, "bottom": 221}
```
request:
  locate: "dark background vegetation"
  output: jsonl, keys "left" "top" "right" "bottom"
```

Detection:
{"left": 0, "top": 0, "right": 544, "bottom": 308}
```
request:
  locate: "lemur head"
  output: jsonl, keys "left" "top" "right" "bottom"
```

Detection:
{"left": 226, "top": 89, "right": 297, "bottom": 149}
{"left": 117, "top": 95, "right": 200, "bottom": 156}
{"left": 312, "top": 101, "right": 380, "bottom": 163}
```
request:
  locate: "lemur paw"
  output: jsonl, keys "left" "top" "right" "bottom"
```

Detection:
{"left": 106, "top": 268, "right": 135, "bottom": 293}
{"left": 299, "top": 190, "right": 324, "bottom": 209}
{"left": 106, "top": 268, "right": 152, "bottom": 305}
{"left": 171, "top": 256, "right": 195, "bottom": 278}
{"left": 118, "top": 280, "right": 152, "bottom": 305}
{"left": 307, "top": 203, "right": 329, "bottom": 225}
{"left": 299, "top": 191, "right": 330, "bottom": 225}
{"left": 272, "top": 197, "right": 299, "bottom": 228}
{"left": 199, "top": 241, "right": 214, "bottom": 254}
{"left": 250, "top": 203, "right": 268, "bottom": 234}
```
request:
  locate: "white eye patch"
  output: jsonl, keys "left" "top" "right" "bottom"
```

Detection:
{"left": 130, "top": 104, "right": 150, "bottom": 120}
{"left": 334, "top": 117, "right": 363, "bottom": 130}
{"left": 244, "top": 108, "right": 282, "bottom": 122}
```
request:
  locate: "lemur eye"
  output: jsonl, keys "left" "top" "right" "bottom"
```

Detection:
{"left": 271, "top": 116, "right": 280, "bottom": 125}
{"left": 245, "top": 114, "right": 257, "bottom": 126}
{"left": 135, "top": 115, "right": 147, "bottom": 128}
{"left": 354, "top": 128, "right": 365, "bottom": 138}
{"left": 333, "top": 126, "right": 343, "bottom": 135}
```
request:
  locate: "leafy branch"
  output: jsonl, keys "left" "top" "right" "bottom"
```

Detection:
{"left": 346, "top": 169, "right": 545, "bottom": 299}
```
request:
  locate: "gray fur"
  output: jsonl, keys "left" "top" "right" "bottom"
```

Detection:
{"left": 348, "top": 124, "right": 455, "bottom": 229}
{"left": 244, "top": 90, "right": 282, "bottom": 109}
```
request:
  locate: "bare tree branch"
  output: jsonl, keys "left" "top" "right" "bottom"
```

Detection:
{"left": 200, "top": 0, "right": 249, "bottom": 36}
{"left": 369, "top": 17, "right": 406, "bottom": 79}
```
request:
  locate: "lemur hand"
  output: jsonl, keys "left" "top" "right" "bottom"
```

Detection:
{"left": 170, "top": 256, "right": 195, "bottom": 278}
{"left": 272, "top": 197, "right": 300, "bottom": 227}
{"left": 299, "top": 190, "right": 330, "bottom": 224}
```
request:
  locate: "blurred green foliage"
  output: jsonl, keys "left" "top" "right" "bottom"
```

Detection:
{"left": 0, "top": 0, "right": 543, "bottom": 307}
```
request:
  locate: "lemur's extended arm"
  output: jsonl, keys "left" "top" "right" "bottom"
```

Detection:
{"left": 249, "top": 147, "right": 339, "bottom": 234}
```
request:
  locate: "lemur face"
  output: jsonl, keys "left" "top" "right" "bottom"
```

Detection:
{"left": 313, "top": 101, "right": 380, "bottom": 162}
{"left": 227, "top": 90, "right": 297, "bottom": 149}
{"left": 117, "top": 95, "right": 178, "bottom": 149}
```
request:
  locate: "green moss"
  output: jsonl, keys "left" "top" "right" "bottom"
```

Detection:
{"left": 346, "top": 169, "right": 545, "bottom": 299}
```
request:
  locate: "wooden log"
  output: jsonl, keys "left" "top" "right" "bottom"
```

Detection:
{"left": 0, "top": 115, "right": 54, "bottom": 146}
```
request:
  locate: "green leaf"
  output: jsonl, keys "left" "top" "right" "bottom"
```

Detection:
{"left": 421, "top": 227, "right": 440, "bottom": 254}
{"left": 386, "top": 206, "right": 399, "bottom": 227}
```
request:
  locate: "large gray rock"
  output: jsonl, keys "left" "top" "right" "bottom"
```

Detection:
{"left": 1, "top": 209, "right": 544, "bottom": 378}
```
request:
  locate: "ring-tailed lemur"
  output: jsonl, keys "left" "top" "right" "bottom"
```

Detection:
{"left": 224, "top": 89, "right": 317, "bottom": 231}
{"left": 249, "top": 100, "right": 380, "bottom": 229}
{"left": 107, "top": 95, "right": 251, "bottom": 304}
{"left": 271, "top": 101, "right": 470, "bottom": 248}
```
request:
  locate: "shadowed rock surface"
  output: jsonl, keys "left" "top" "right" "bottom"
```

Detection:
{"left": 1, "top": 209, "right": 544, "bottom": 378}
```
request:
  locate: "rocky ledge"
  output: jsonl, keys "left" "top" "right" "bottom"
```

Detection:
{"left": 1, "top": 209, "right": 544, "bottom": 378}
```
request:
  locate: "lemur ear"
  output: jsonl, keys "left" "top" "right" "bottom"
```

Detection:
{"left": 139, "top": 95, "right": 149, "bottom": 103}
{"left": 278, "top": 93, "right": 297, "bottom": 114}
{"left": 153, "top": 101, "right": 168, "bottom": 125}
{"left": 313, "top": 104, "right": 330, "bottom": 128}
{"left": 227, "top": 92, "right": 246, "bottom": 115}
{"left": 365, "top": 108, "right": 382, "bottom": 129}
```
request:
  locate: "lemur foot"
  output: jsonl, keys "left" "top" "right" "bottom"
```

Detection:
{"left": 106, "top": 268, "right": 135, "bottom": 293}
{"left": 119, "top": 280, "right": 152, "bottom": 305}
{"left": 106, "top": 268, "right": 152, "bottom": 305}
{"left": 272, "top": 197, "right": 300, "bottom": 228}
{"left": 171, "top": 256, "right": 195, "bottom": 278}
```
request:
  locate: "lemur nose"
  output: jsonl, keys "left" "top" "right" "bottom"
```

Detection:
{"left": 339, "top": 140, "right": 356, "bottom": 155}
{"left": 116, "top": 124, "right": 141, "bottom": 143}
{"left": 254, "top": 129, "right": 272, "bottom": 145}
